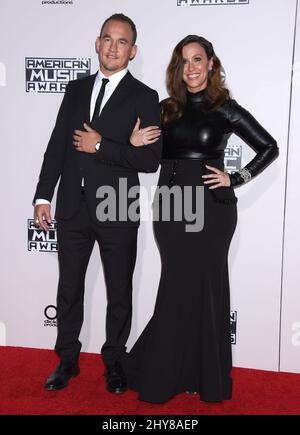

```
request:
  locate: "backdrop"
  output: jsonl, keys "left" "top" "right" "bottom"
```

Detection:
{"left": 0, "top": 0, "right": 299, "bottom": 374}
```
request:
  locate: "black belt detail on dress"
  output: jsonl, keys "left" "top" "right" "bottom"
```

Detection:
{"left": 168, "top": 160, "right": 178, "bottom": 187}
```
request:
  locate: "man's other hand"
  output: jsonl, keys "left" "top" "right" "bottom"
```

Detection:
{"left": 73, "top": 123, "right": 101, "bottom": 153}
{"left": 34, "top": 204, "right": 52, "bottom": 232}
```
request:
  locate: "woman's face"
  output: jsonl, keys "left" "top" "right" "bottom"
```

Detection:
{"left": 182, "top": 42, "right": 213, "bottom": 93}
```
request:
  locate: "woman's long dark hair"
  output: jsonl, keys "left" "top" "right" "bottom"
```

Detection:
{"left": 161, "top": 35, "right": 230, "bottom": 124}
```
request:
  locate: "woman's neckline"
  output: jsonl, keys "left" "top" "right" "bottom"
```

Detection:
{"left": 186, "top": 88, "right": 207, "bottom": 103}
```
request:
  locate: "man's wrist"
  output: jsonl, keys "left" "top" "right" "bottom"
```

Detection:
{"left": 35, "top": 199, "right": 51, "bottom": 206}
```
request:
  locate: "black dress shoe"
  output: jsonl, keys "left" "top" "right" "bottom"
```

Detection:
{"left": 45, "top": 361, "right": 80, "bottom": 391}
{"left": 104, "top": 361, "right": 127, "bottom": 394}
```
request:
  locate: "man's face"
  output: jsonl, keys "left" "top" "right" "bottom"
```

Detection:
{"left": 95, "top": 20, "right": 137, "bottom": 76}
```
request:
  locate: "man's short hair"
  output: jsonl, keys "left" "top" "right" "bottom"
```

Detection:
{"left": 100, "top": 13, "right": 137, "bottom": 45}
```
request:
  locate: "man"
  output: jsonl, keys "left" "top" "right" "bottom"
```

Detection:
{"left": 33, "top": 13, "right": 162, "bottom": 393}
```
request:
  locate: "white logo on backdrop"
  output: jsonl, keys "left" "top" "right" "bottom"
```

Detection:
{"left": 0, "top": 62, "right": 6, "bottom": 87}
{"left": 292, "top": 322, "right": 300, "bottom": 346}
{"left": 177, "top": 0, "right": 249, "bottom": 6}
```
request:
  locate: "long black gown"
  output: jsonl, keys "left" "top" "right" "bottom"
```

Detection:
{"left": 122, "top": 90, "right": 279, "bottom": 403}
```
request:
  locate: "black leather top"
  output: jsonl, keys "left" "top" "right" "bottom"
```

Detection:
{"left": 162, "top": 90, "right": 279, "bottom": 186}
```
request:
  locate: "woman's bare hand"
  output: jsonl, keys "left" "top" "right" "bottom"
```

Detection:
{"left": 130, "top": 117, "right": 161, "bottom": 147}
{"left": 202, "top": 165, "right": 231, "bottom": 189}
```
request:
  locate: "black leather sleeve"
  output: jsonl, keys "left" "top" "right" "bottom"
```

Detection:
{"left": 226, "top": 100, "right": 279, "bottom": 187}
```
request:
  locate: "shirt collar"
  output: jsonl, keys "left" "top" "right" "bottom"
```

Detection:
{"left": 96, "top": 67, "right": 128, "bottom": 87}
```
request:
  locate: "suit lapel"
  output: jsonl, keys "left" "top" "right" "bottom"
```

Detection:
{"left": 79, "top": 73, "right": 97, "bottom": 124}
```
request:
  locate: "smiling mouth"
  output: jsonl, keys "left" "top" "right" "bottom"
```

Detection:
{"left": 107, "top": 55, "right": 118, "bottom": 59}
{"left": 187, "top": 74, "right": 200, "bottom": 79}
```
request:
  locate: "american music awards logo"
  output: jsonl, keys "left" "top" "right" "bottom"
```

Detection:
{"left": 28, "top": 219, "right": 58, "bottom": 252}
{"left": 177, "top": 0, "right": 249, "bottom": 5}
{"left": 224, "top": 143, "right": 242, "bottom": 173}
{"left": 230, "top": 311, "right": 237, "bottom": 345}
{"left": 25, "top": 57, "right": 91, "bottom": 93}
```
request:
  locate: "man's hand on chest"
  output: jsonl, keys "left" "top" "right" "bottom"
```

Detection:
{"left": 73, "top": 122, "right": 101, "bottom": 153}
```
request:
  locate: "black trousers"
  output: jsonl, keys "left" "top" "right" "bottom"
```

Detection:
{"left": 54, "top": 193, "right": 138, "bottom": 367}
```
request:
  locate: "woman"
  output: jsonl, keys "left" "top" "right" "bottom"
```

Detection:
{"left": 125, "top": 35, "right": 279, "bottom": 403}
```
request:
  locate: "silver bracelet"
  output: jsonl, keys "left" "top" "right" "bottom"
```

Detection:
{"left": 238, "top": 168, "right": 252, "bottom": 183}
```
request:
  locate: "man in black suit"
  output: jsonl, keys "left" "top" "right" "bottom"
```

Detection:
{"left": 33, "top": 13, "right": 162, "bottom": 393}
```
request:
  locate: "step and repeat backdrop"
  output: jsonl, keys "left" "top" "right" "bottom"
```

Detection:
{"left": 0, "top": 0, "right": 299, "bottom": 373}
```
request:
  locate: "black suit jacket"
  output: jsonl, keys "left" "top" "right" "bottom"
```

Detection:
{"left": 34, "top": 71, "right": 162, "bottom": 226}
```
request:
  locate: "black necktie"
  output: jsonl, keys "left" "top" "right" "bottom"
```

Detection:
{"left": 92, "top": 78, "right": 109, "bottom": 123}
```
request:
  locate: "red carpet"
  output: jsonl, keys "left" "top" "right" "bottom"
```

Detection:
{"left": 0, "top": 346, "right": 299, "bottom": 415}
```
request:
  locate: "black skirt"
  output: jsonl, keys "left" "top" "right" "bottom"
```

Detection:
{"left": 122, "top": 159, "right": 238, "bottom": 403}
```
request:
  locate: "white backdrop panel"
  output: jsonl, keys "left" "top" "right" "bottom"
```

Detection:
{"left": 280, "top": 1, "right": 300, "bottom": 374}
{"left": 0, "top": 0, "right": 297, "bottom": 372}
